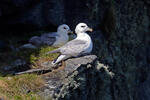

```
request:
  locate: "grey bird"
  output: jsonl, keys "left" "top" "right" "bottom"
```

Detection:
{"left": 29, "top": 24, "right": 72, "bottom": 47}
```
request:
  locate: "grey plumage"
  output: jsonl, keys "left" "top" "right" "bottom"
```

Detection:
{"left": 47, "top": 39, "right": 87, "bottom": 56}
{"left": 29, "top": 24, "right": 71, "bottom": 47}
{"left": 29, "top": 36, "right": 42, "bottom": 46}
{"left": 46, "top": 49, "right": 60, "bottom": 54}
{"left": 41, "top": 33, "right": 58, "bottom": 46}
{"left": 29, "top": 32, "right": 58, "bottom": 46}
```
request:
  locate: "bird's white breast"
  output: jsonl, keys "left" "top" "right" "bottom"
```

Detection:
{"left": 77, "top": 33, "right": 93, "bottom": 53}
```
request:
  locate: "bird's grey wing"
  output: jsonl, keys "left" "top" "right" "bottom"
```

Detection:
{"left": 29, "top": 36, "right": 42, "bottom": 46}
{"left": 46, "top": 32, "right": 60, "bottom": 37}
{"left": 60, "top": 39, "right": 88, "bottom": 56}
{"left": 41, "top": 33, "right": 58, "bottom": 46}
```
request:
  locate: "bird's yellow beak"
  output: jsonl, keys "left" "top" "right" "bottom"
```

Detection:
{"left": 87, "top": 27, "right": 93, "bottom": 32}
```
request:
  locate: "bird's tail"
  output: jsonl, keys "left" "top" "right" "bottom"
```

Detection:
{"left": 52, "top": 54, "right": 67, "bottom": 64}
{"left": 46, "top": 49, "right": 60, "bottom": 54}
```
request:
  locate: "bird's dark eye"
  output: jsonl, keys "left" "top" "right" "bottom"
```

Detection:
{"left": 81, "top": 26, "right": 85, "bottom": 28}
{"left": 64, "top": 27, "right": 67, "bottom": 29}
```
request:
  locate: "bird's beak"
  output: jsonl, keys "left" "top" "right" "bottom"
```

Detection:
{"left": 87, "top": 27, "right": 93, "bottom": 32}
{"left": 68, "top": 30, "right": 74, "bottom": 34}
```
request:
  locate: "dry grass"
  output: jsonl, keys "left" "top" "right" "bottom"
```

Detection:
{"left": 0, "top": 46, "right": 59, "bottom": 99}
{"left": 0, "top": 33, "right": 71, "bottom": 99}
{"left": 0, "top": 74, "right": 44, "bottom": 100}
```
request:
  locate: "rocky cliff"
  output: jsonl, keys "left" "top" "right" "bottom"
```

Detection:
{"left": 0, "top": 0, "right": 150, "bottom": 100}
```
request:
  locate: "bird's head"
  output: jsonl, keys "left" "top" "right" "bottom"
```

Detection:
{"left": 75, "top": 23, "right": 93, "bottom": 34}
{"left": 57, "top": 24, "right": 73, "bottom": 34}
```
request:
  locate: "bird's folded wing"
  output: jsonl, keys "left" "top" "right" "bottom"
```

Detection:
{"left": 46, "top": 32, "right": 59, "bottom": 37}
{"left": 60, "top": 39, "right": 88, "bottom": 56}
{"left": 41, "top": 33, "right": 57, "bottom": 45}
{"left": 29, "top": 36, "right": 42, "bottom": 46}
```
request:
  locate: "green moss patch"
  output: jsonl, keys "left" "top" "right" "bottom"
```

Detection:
{"left": 28, "top": 46, "right": 59, "bottom": 68}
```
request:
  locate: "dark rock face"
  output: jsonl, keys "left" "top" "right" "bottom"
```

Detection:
{"left": 1, "top": 59, "right": 29, "bottom": 75}
{"left": 0, "top": 40, "right": 6, "bottom": 49}
{"left": 0, "top": 0, "right": 65, "bottom": 32}
{"left": 0, "top": 0, "right": 110, "bottom": 32}
{"left": 137, "top": 74, "right": 150, "bottom": 100}
{"left": 56, "top": 61, "right": 113, "bottom": 100}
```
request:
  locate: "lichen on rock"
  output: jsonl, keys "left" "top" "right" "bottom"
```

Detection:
{"left": 38, "top": 55, "right": 97, "bottom": 100}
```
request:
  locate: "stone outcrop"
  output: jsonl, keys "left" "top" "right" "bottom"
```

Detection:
{"left": 36, "top": 55, "right": 97, "bottom": 100}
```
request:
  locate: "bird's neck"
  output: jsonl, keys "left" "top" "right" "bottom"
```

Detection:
{"left": 76, "top": 32, "right": 91, "bottom": 41}
{"left": 57, "top": 31, "right": 68, "bottom": 36}
{"left": 58, "top": 32, "right": 69, "bottom": 40}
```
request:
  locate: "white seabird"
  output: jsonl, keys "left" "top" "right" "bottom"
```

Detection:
{"left": 29, "top": 24, "right": 72, "bottom": 47}
{"left": 46, "top": 23, "right": 93, "bottom": 65}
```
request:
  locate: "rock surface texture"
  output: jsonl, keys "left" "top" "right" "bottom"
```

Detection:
{"left": 38, "top": 55, "right": 97, "bottom": 100}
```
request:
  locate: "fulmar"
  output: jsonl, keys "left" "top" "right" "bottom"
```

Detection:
{"left": 46, "top": 23, "right": 93, "bottom": 65}
{"left": 26, "top": 24, "right": 72, "bottom": 48}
